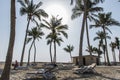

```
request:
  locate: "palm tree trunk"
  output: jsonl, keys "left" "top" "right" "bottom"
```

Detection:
{"left": 70, "top": 52, "right": 72, "bottom": 62}
{"left": 33, "top": 41, "right": 36, "bottom": 63}
{"left": 98, "top": 54, "right": 100, "bottom": 65}
{"left": 119, "top": 49, "right": 120, "bottom": 62}
{"left": 98, "top": 42, "right": 101, "bottom": 65}
{"left": 0, "top": 0, "right": 16, "bottom": 80}
{"left": 50, "top": 41, "right": 53, "bottom": 63}
{"left": 27, "top": 40, "right": 34, "bottom": 66}
{"left": 103, "top": 48, "right": 107, "bottom": 65}
{"left": 79, "top": 0, "right": 87, "bottom": 67}
{"left": 53, "top": 41, "right": 56, "bottom": 63}
{"left": 103, "top": 27, "right": 110, "bottom": 65}
{"left": 86, "top": 19, "right": 92, "bottom": 56}
{"left": 20, "top": 19, "right": 31, "bottom": 66}
{"left": 113, "top": 50, "right": 116, "bottom": 65}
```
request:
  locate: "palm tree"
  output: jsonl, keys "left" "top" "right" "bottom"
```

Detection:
{"left": 63, "top": 45, "right": 74, "bottom": 62}
{"left": 110, "top": 42, "right": 117, "bottom": 65}
{"left": 115, "top": 37, "right": 120, "bottom": 62}
{"left": 86, "top": 45, "right": 94, "bottom": 54}
{"left": 46, "top": 34, "right": 53, "bottom": 62}
{"left": 71, "top": 0, "right": 103, "bottom": 66}
{"left": 41, "top": 16, "right": 68, "bottom": 63}
{"left": 91, "top": 12, "right": 120, "bottom": 65}
{"left": 92, "top": 46, "right": 103, "bottom": 65}
{"left": 94, "top": 31, "right": 111, "bottom": 50}
{"left": 18, "top": 0, "right": 48, "bottom": 66}
{"left": 94, "top": 31, "right": 111, "bottom": 65}
{"left": 26, "top": 27, "right": 44, "bottom": 65}
{"left": 0, "top": 0, "right": 16, "bottom": 80}
{"left": 85, "top": 0, "right": 103, "bottom": 56}
{"left": 101, "top": 44, "right": 106, "bottom": 65}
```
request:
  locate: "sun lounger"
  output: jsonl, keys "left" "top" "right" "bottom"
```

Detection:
{"left": 73, "top": 63, "right": 97, "bottom": 74}
{"left": 25, "top": 64, "right": 58, "bottom": 79}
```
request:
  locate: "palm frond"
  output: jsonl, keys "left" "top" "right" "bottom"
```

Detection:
{"left": 35, "top": 1, "right": 42, "bottom": 9}
{"left": 37, "top": 9, "right": 48, "bottom": 18}
{"left": 47, "top": 39, "right": 52, "bottom": 45}
{"left": 43, "top": 19, "right": 52, "bottom": 28}
{"left": 26, "top": 37, "right": 32, "bottom": 44}
{"left": 40, "top": 23, "right": 50, "bottom": 29}
{"left": 59, "top": 31, "right": 68, "bottom": 39}
{"left": 20, "top": 7, "right": 27, "bottom": 16}
{"left": 56, "top": 25, "right": 68, "bottom": 30}
{"left": 32, "top": 18, "right": 39, "bottom": 26}
{"left": 94, "top": 37, "right": 100, "bottom": 41}
{"left": 18, "top": 0, "right": 26, "bottom": 8}
{"left": 105, "top": 27, "right": 112, "bottom": 34}
{"left": 89, "top": 7, "right": 103, "bottom": 13}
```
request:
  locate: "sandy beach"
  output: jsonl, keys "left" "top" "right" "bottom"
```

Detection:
{"left": 0, "top": 62, "right": 120, "bottom": 80}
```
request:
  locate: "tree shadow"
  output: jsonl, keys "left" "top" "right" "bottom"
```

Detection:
{"left": 24, "top": 76, "right": 57, "bottom": 80}
{"left": 69, "top": 72, "right": 120, "bottom": 80}
{"left": 23, "top": 78, "right": 45, "bottom": 80}
{"left": 10, "top": 70, "right": 21, "bottom": 75}
{"left": 24, "top": 77, "right": 57, "bottom": 80}
{"left": 96, "top": 73, "right": 120, "bottom": 80}
{"left": 0, "top": 69, "right": 3, "bottom": 75}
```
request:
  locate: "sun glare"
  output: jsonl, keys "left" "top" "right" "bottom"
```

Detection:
{"left": 45, "top": 4, "right": 68, "bottom": 24}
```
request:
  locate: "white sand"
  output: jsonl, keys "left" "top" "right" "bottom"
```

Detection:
{"left": 0, "top": 63, "right": 120, "bottom": 80}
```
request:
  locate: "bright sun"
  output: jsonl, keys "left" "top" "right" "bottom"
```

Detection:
{"left": 45, "top": 4, "right": 68, "bottom": 24}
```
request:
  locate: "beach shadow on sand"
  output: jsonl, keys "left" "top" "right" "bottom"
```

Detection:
{"left": 69, "top": 72, "right": 120, "bottom": 80}
{"left": 0, "top": 69, "right": 3, "bottom": 75}
{"left": 23, "top": 77, "right": 57, "bottom": 80}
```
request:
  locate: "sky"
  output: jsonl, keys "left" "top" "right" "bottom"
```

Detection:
{"left": 0, "top": 0, "right": 120, "bottom": 63}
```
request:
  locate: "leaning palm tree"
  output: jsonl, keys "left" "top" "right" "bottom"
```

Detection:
{"left": 41, "top": 16, "right": 68, "bottom": 63}
{"left": 26, "top": 27, "right": 44, "bottom": 65}
{"left": 18, "top": 0, "right": 48, "bottom": 66}
{"left": 71, "top": 0, "right": 103, "bottom": 66}
{"left": 115, "top": 37, "right": 120, "bottom": 62}
{"left": 63, "top": 45, "right": 74, "bottom": 62}
{"left": 91, "top": 12, "right": 120, "bottom": 65}
{"left": 110, "top": 42, "right": 117, "bottom": 65}
{"left": 0, "top": 0, "right": 16, "bottom": 80}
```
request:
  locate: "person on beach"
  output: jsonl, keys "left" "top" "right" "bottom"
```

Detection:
{"left": 13, "top": 60, "right": 18, "bottom": 70}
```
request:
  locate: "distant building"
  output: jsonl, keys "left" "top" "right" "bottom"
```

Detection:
{"left": 72, "top": 55, "right": 99, "bottom": 66}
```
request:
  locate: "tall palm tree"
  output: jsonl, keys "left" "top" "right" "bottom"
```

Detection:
{"left": 85, "top": 0, "right": 103, "bottom": 56}
{"left": 71, "top": 0, "right": 103, "bottom": 66}
{"left": 18, "top": 0, "right": 48, "bottom": 66}
{"left": 63, "top": 45, "right": 74, "bottom": 62}
{"left": 115, "top": 37, "right": 120, "bottom": 62}
{"left": 0, "top": 0, "right": 16, "bottom": 80}
{"left": 26, "top": 27, "right": 44, "bottom": 65}
{"left": 110, "top": 42, "right": 117, "bottom": 65}
{"left": 41, "top": 16, "right": 68, "bottom": 63}
{"left": 91, "top": 12, "right": 120, "bottom": 65}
